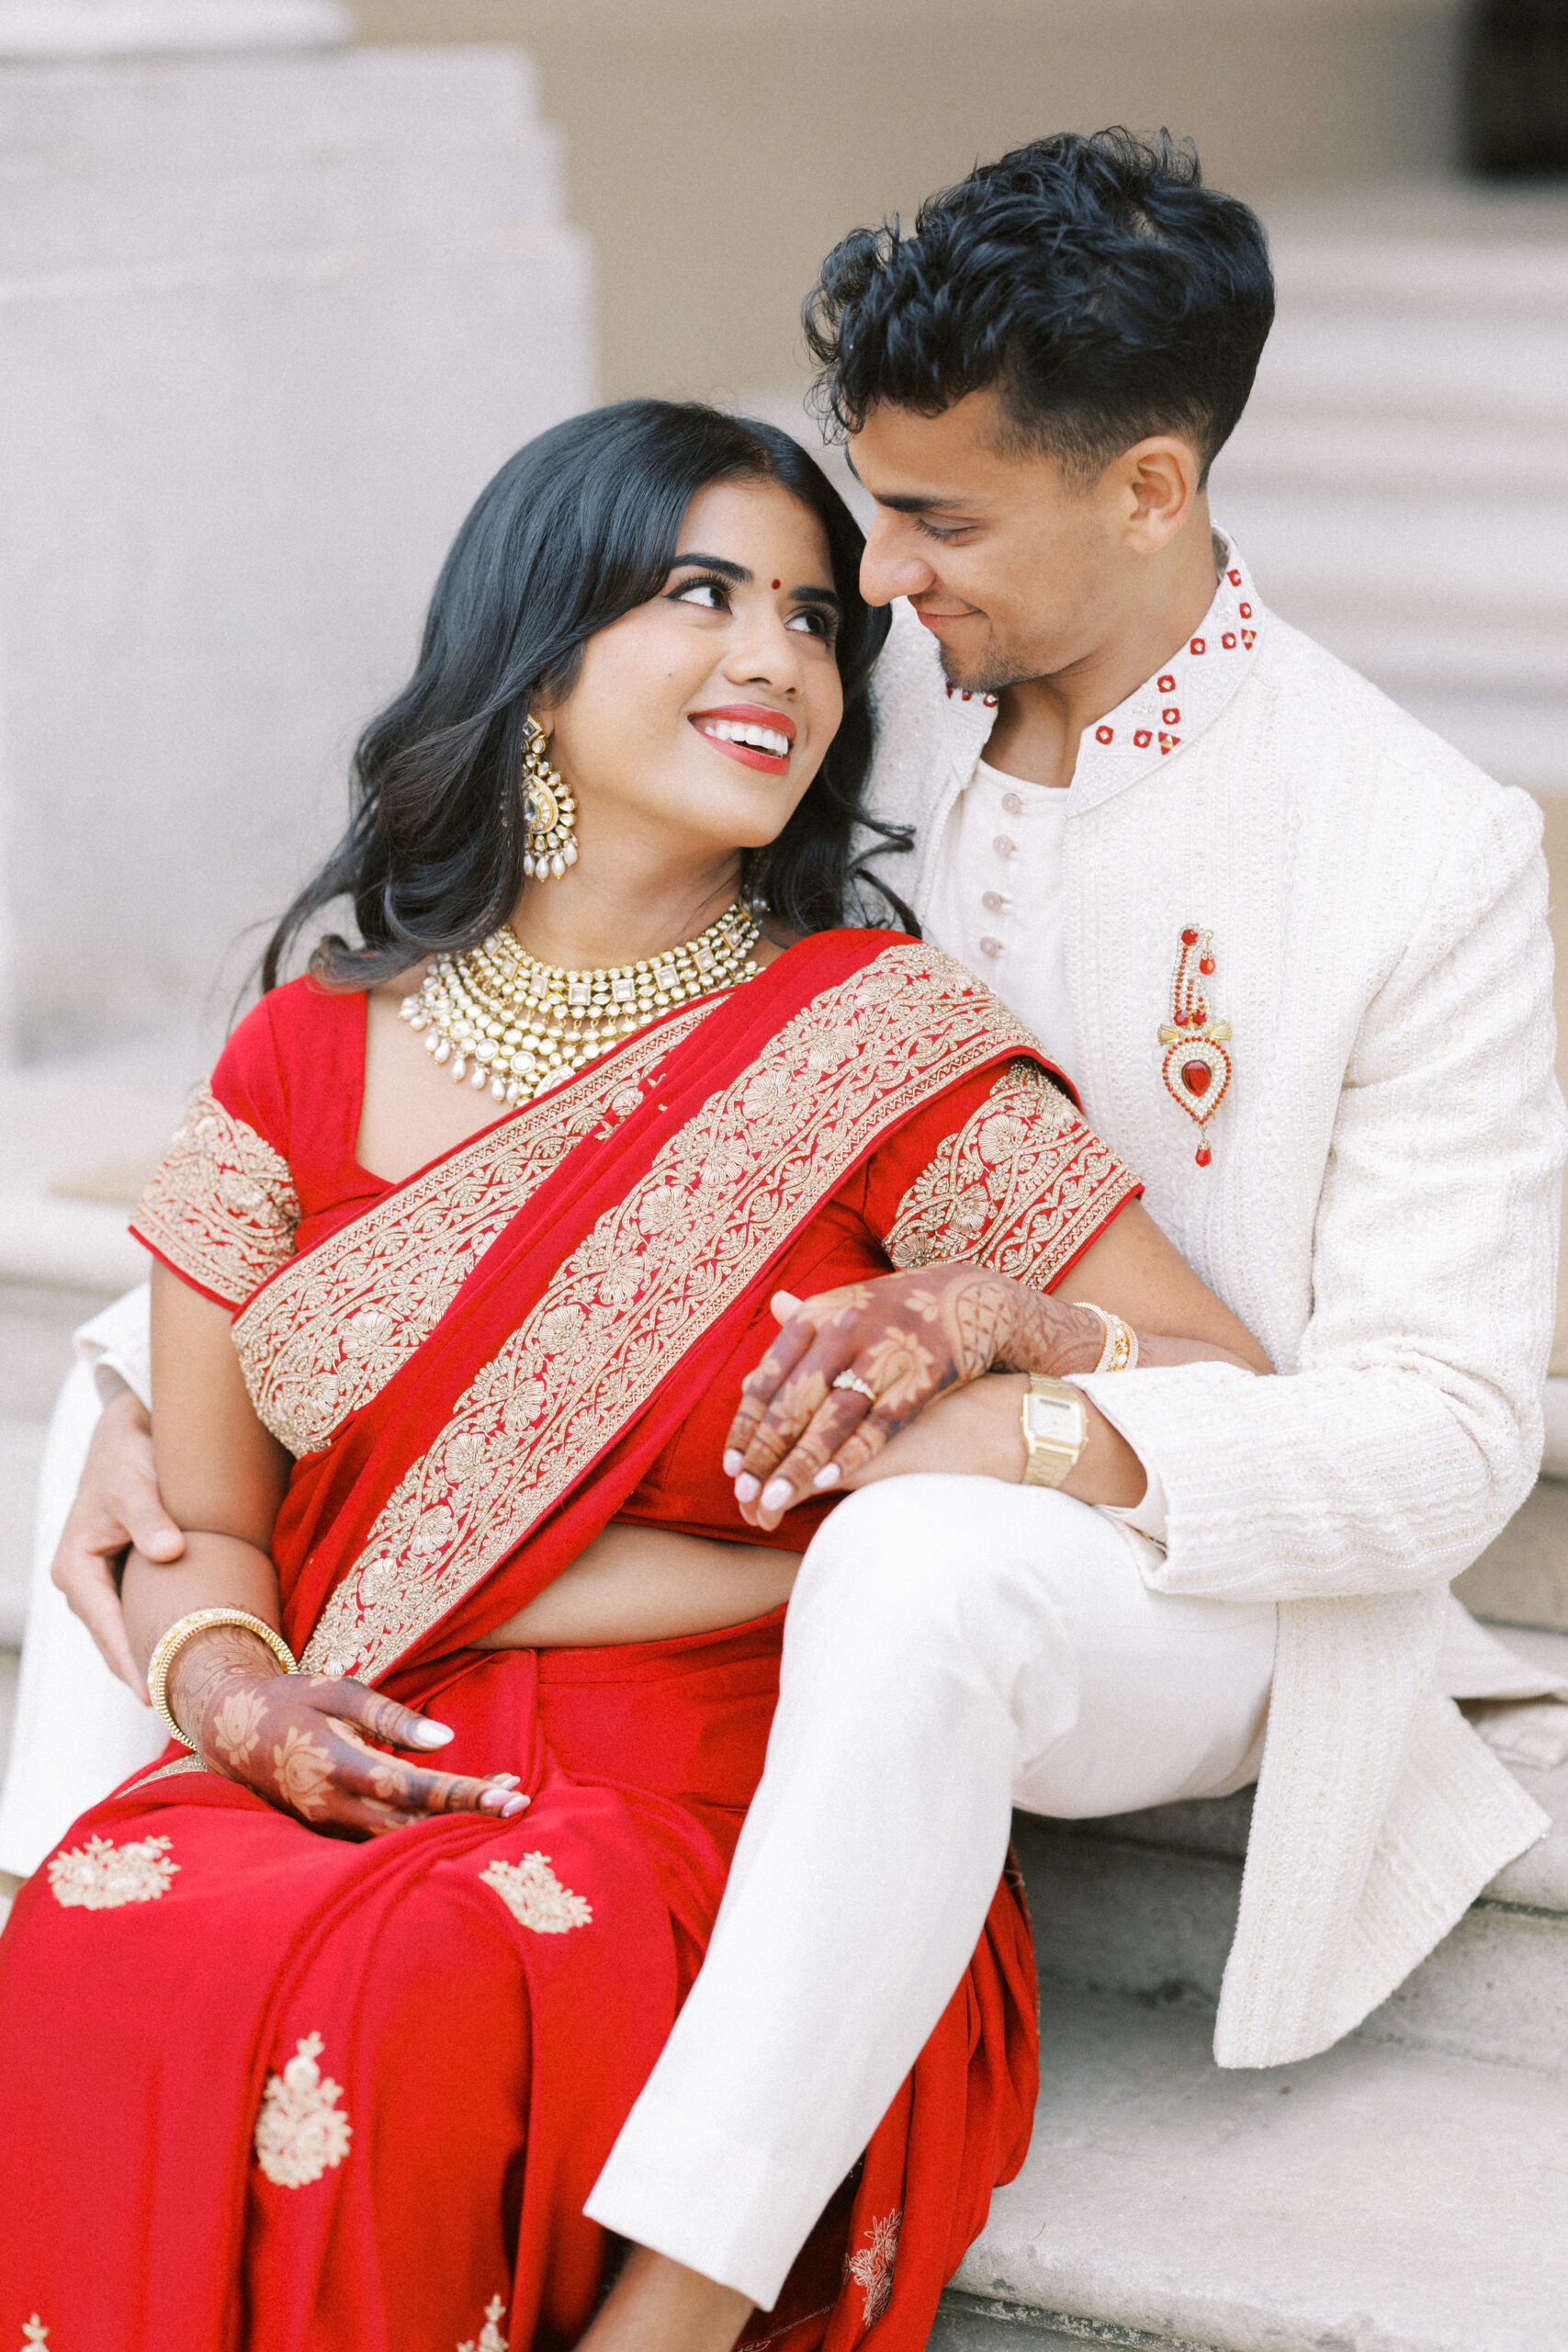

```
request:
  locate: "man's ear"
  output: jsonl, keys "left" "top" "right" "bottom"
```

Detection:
{"left": 1115, "top": 435, "right": 1203, "bottom": 553}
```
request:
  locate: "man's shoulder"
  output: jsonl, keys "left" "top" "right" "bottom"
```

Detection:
{"left": 1236, "top": 613, "right": 1540, "bottom": 855}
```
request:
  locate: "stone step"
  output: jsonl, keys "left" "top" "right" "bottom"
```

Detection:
{"left": 1455, "top": 1477, "right": 1568, "bottom": 1633}
{"left": 930, "top": 1981, "right": 1568, "bottom": 2351}
{"left": 1013, "top": 1626, "right": 1568, "bottom": 2079}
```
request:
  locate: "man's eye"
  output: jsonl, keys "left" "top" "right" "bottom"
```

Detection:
{"left": 915, "top": 518, "right": 960, "bottom": 544}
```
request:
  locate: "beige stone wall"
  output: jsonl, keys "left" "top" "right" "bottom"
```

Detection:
{"left": 349, "top": 0, "right": 1466, "bottom": 401}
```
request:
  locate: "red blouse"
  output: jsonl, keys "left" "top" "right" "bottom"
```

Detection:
{"left": 135, "top": 971, "right": 1141, "bottom": 1552}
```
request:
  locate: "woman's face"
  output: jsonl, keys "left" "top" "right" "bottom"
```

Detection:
{"left": 541, "top": 477, "right": 845, "bottom": 863}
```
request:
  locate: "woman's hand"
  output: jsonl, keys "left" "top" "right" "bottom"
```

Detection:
{"left": 167, "top": 1625, "right": 529, "bottom": 1838}
{"left": 724, "top": 1268, "right": 1103, "bottom": 1529}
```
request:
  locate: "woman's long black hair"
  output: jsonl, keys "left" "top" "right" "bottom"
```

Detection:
{"left": 262, "top": 400, "right": 910, "bottom": 993}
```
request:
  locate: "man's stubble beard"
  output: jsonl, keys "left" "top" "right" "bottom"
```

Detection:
{"left": 934, "top": 635, "right": 1039, "bottom": 699}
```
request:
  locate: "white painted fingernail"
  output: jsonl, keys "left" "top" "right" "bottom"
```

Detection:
{"left": 480, "top": 1787, "right": 506, "bottom": 1808}
{"left": 412, "top": 1721, "right": 453, "bottom": 1747}
{"left": 502, "top": 1794, "right": 529, "bottom": 1815}
{"left": 814, "top": 1462, "right": 841, "bottom": 1488}
{"left": 722, "top": 1450, "right": 743, "bottom": 1477}
{"left": 761, "top": 1478, "right": 792, "bottom": 1511}
{"left": 735, "top": 1474, "right": 761, "bottom": 1503}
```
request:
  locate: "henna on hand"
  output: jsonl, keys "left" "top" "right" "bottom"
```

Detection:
{"left": 165, "top": 1624, "right": 529, "bottom": 1839}
{"left": 723, "top": 1268, "right": 1107, "bottom": 1527}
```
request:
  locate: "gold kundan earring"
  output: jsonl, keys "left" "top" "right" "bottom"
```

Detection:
{"left": 521, "top": 715, "right": 578, "bottom": 880}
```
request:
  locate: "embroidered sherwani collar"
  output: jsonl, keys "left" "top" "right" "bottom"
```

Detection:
{"left": 935, "top": 531, "right": 1264, "bottom": 818}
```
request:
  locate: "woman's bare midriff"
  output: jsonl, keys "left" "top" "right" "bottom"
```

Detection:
{"left": 469, "top": 1521, "right": 803, "bottom": 1649}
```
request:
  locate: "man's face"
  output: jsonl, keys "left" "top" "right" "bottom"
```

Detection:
{"left": 849, "top": 389, "right": 1127, "bottom": 695}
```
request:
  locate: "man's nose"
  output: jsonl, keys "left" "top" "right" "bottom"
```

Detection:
{"left": 859, "top": 516, "right": 935, "bottom": 608}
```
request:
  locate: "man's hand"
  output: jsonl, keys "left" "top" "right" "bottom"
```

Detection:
{"left": 724, "top": 1267, "right": 1103, "bottom": 1530}
{"left": 167, "top": 1624, "right": 530, "bottom": 1838}
{"left": 51, "top": 1383, "right": 185, "bottom": 1702}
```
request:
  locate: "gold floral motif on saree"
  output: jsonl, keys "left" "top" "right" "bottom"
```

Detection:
{"left": 134, "top": 1083, "right": 300, "bottom": 1308}
{"left": 303, "top": 947, "right": 1041, "bottom": 1681}
{"left": 457, "top": 2296, "right": 510, "bottom": 2352}
{"left": 47, "top": 1831, "right": 178, "bottom": 1909}
{"left": 847, "top": 2209, "right": 902, "bottom": 2328}
{"left": 254, "top": 2031, "right": 353, "bottom": 2188}
{"left": 233, "top": 1009, "right": 712, "bottom": 1456}
{"left": 883, "top": 1058, "right": 1140, "bottom": 1284}
{"left": 479, "top": 1852, "right": 593, "bottom": 1934}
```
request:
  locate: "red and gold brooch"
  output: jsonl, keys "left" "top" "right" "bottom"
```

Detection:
{"left": 1159, "top": 926, "right": 1231, "bottom": 1167}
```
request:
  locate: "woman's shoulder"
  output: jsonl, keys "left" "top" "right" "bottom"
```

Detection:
{"left": 211, "top": 976, "right": 367, "bottom": 1147}
{"left": 130, "top": 977, "right": 372, "bottom": 1312}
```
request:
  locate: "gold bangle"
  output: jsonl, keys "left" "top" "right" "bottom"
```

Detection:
{"left": 1077, "top": 1302, "right": 1139, "bottom": 1374}
{"left": 146, "top": 1608, "right": 296, "bottom": 1751}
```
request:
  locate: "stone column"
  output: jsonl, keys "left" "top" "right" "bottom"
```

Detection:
{"left": 0, "top": 5, "right": 595, "bottom": 1059}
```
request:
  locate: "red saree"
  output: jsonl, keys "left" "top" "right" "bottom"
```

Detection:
{"left": 0, "top": 931, "right": 1139, "bottom": 2352}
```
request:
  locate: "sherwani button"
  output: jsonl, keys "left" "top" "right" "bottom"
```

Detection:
{"left": 979, "top": 935, "right": 1003, "bottom": 957}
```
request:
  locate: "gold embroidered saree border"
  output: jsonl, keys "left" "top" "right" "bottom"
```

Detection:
{"left": 122, "top": 1755, "right": 211, "bottom": 1791}
{"left": 302, "top": 946, "right": 1041, "bottom": 1681}
{"left": 133, "top": 1085, "right": 300, "bottom": 1310}
{"left": 885, "top": 1058, "right": 1141, "bottom": 1286}
{"left": 232, "top": 1008, "right": 714, "bottom": 1457}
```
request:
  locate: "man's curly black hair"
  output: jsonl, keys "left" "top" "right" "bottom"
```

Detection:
{"left": 804, "top": 129, "right": 1274, "bottom": 488}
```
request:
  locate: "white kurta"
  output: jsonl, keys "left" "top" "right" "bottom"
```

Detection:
{"left": 925, "top": 755, "right": 1079, "bottom": 1082}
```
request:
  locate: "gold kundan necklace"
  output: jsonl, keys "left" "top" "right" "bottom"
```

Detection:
{"left": 400, "top": 901, "right": 762, "bottom": 1106}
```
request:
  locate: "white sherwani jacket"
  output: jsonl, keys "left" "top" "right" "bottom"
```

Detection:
{"left": 859, "top": 548, "right": 1568, "bottom": 2066}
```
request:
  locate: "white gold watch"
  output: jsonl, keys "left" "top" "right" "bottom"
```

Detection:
{"left": 1019, "top": 1374, "right": 1089, "bottom": 1488}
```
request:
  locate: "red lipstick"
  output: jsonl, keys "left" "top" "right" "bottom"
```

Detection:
{"left": 688, "top": 703, "right": 797, "bottom": 775}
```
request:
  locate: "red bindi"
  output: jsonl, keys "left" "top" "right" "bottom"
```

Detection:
{"left": 772, "top": 579, "right": 781, "bottom": 590}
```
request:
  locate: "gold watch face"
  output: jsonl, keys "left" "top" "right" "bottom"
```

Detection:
{"left": 1025, "top": 1389, "right": 1085, "bottom": 1446}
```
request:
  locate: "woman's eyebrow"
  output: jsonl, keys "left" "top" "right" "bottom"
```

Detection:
{"left": 670, "top": 551, "right": 840, "bottom": 611}
{"left": 670, "top": 551, "right": 750, "bottom": 581}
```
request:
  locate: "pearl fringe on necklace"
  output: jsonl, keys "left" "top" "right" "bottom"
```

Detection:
{"left": 401, "top": 903, "right": 762, "bottom": 1106}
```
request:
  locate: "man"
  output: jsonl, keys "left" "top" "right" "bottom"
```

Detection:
{"left": 16, "top": 130, "right": 1568, "bottom": 2352}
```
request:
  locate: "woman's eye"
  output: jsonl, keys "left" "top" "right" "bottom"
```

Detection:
{"left": 786, "top": 609, "right": 829, "bottom": 638}
{"left": 671, "top": 578, "right": 727, "bottom": 610}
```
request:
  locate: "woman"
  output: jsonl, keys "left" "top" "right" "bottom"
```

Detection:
{"left": 0, "top": 401, "right": 1265, "bottom": 2352}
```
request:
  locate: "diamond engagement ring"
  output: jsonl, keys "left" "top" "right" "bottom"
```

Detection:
{"left": 830, "top": 1371, "right": 877, "bottom": 1403}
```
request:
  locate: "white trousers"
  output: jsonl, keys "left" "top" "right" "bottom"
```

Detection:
{"left": 585, "top": 1474, "right": 1277, "bottom": 2308}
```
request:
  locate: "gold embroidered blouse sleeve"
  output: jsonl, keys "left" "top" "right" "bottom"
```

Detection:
{"left": 132, "top": 1083, "right": 300, "bottom": 1311}
{"left": 881, "top": 1059, "right": 1142, "bottom": 1292}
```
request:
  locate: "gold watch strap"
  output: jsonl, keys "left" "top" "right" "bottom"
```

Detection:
{"left": 1019, "top": 1374, "right": 1089, "bottom": 1488}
